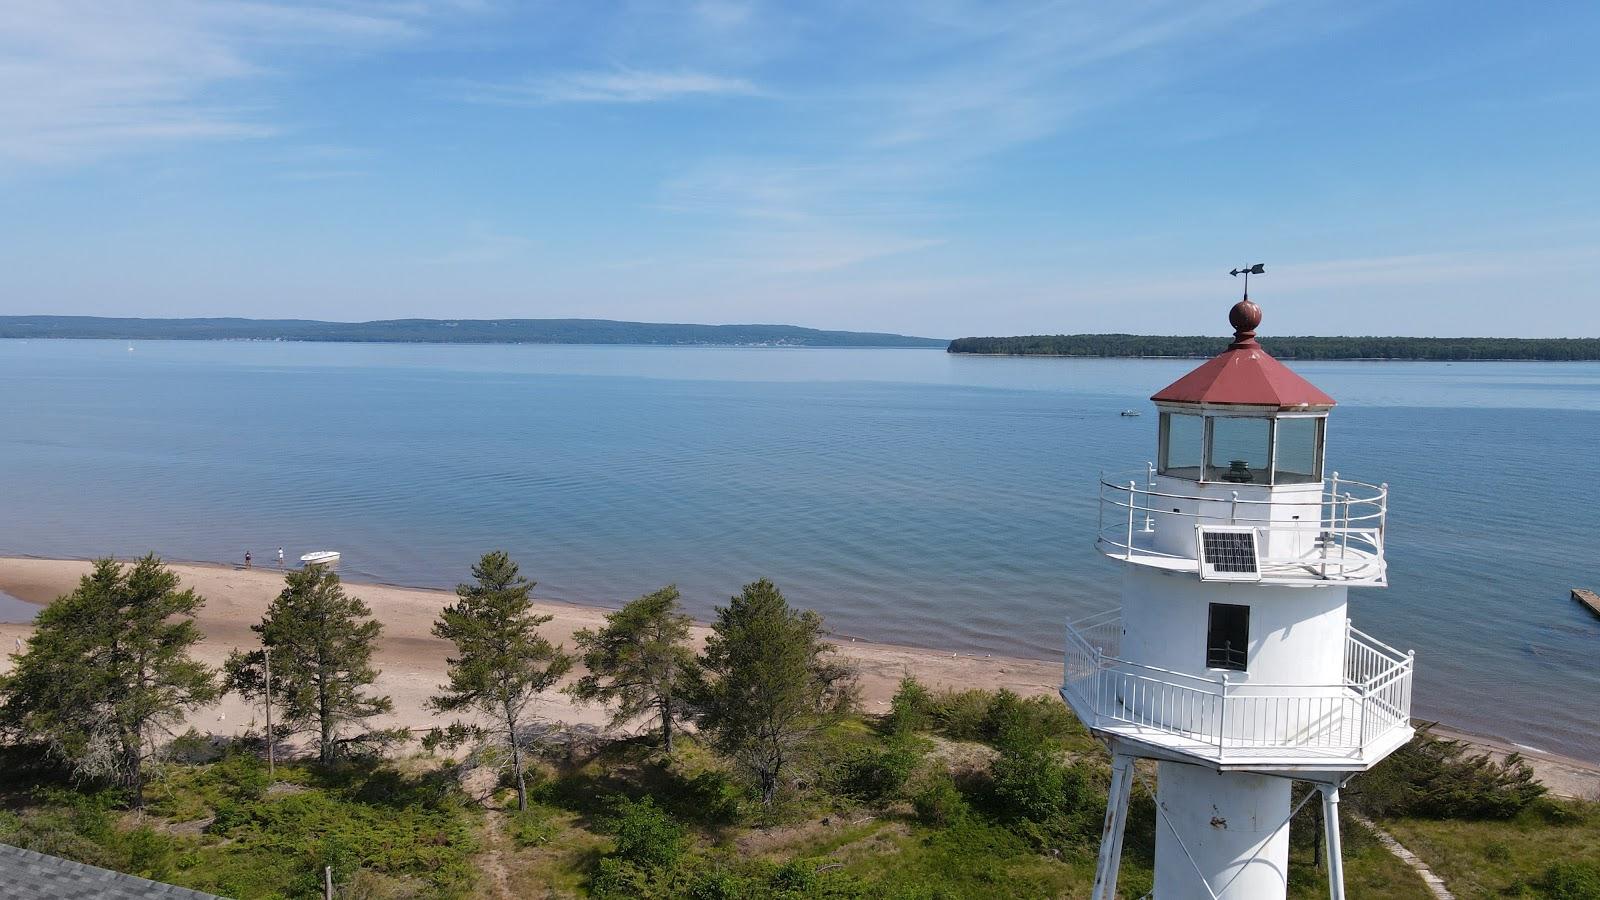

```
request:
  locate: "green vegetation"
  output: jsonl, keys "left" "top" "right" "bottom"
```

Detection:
{"left": 947, "top": 333, "right": 1600, "bottom": 360}
{"left": 0, "top": 556, "right": 217, "bottom": 808}
{"left": 430, "top": 551, "right": 573, "bottom": 811}
{"left": 691, "top": 578, "right": 858, "bottom": 809}
{"left": 570, "top": 585, "right": 698, "bottom": 752}
{"left": 2, "top": 562, "right": 1597, "bottom": 898}
{"left": 226, "top": 565, "right": 396, "bottom": 764}
{"left": 0, "top": 315, "right": 947, "bottom": 347}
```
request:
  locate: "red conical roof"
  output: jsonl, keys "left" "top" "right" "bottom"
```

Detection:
{"left": 1151, "top": 299, "right": 1335, "bottom": 409}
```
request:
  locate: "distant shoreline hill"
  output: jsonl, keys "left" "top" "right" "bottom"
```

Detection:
{"left": 947, "top": 334, "right": 1600, "bottom": 361}
{"left": 0, "top": 316, "right": 946, "bottom": 348}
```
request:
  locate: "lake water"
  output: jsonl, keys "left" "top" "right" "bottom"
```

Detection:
{"left": 2, "top": 340, "right": 1598, "bottom": 760}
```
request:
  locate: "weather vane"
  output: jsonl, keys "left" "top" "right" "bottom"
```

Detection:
{"left": 1229, "top": 263, "right": 1265, "bottom": 299}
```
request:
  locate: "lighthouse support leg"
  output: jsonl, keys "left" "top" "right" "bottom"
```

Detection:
{"left": 1322, "top": 784, "right": 1346, "bottom": 900}
{"left": 1091, "top": 752, "right": 1135, "bottom": 900}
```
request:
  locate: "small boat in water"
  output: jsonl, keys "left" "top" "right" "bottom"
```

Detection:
{"left": 1120, "top": 409, "right": 1141, "bottom": 417}
{"left": 300, "top": 550, "right": 341, "bottom": 567}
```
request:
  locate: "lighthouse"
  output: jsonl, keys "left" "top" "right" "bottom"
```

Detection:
{"left": 1063, "top": 292, "right": 1415, "bottom": 899}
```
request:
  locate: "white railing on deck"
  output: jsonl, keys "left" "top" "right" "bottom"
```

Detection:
{"left": 1062, "top": 611, "right": 1413, "bottom": 760}
{"left": 1096, "top": 468, "right": 1388, "bottom": 584}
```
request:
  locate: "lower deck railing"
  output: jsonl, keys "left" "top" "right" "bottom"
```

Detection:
{"left": 1062, "top": 612, "right": 1413, "bottom": 759}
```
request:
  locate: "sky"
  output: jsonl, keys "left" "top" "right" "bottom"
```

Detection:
{"left": 1, "top": 1, "right": 1598, "bottom": 339}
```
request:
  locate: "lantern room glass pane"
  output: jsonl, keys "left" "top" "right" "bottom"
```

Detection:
{"left": 1159, "top": 412, "right": 1203, "bottom": 479}
{"left": 1274, "top": 417, "right": 1324, "bottom": 484}
{"left": 1206, "top": 416, "right": 1271, "bottom": 484}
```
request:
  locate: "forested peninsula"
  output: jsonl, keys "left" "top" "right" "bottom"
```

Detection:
{"left": 947, "top": 334, "right": 1600, "bottom": 361}
{"left": 0, "top": 316, "right": 945, "bottom": 348}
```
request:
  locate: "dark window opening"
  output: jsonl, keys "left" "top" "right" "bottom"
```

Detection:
{"left": 1206, "top": 603, "right": 1250, "bottom": 671}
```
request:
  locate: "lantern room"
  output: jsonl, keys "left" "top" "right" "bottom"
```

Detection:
{"left": 1151, "top": 297, "right": 1336, "bottom": 485}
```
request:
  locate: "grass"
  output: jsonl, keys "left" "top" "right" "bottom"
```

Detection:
{"left": 1383, "top": 799, "right": 1600, "bottom": 898}
{"left": 0, "top": 749, "right": 481, "bottom": 899}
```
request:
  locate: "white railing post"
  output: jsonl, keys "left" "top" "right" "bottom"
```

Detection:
{"left": 1126, "top": 481, "right": 1137, "bottom": 560}
{"left": 1144, "top": 462, "right": 1156, "bottom": 531}
{"left": 1230, "top": 490, "right": 1239, "bottom": 525}
{"left": 1217, "top": 673, "right": 1229, "bottom": 757}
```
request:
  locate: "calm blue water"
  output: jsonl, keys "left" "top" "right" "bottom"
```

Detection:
{"left": 2, "top": 340, "right": 1598, "bottom": 759}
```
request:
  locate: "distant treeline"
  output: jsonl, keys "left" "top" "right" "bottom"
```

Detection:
{"left": 0, "top": 316, "right": 946, "bottom": 348}
{"left": 947, "top": 334, "right": 1600, "bottom": 361}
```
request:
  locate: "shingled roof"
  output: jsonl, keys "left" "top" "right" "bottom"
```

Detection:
{"left": 0, "top": 844, "right": 224, "bottom": 900}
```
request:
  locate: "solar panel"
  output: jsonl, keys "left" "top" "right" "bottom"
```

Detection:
{"left": 1197, "top": 527, "right": 1261, "bottom": 581}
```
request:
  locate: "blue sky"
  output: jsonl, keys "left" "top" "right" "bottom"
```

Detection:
{"left": 2, "top": 1, "right": 1597, "bottom": 338}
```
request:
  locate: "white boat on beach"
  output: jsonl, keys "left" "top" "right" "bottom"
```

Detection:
{"left": 300, "top": 550, "right": 341, "bottom": 567}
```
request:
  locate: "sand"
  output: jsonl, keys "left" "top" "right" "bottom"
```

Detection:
{"left": 1, "top": 555, "right": 1594, "bottom": 799}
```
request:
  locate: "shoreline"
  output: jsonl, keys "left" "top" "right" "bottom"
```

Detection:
{"left": 3, "top": 555, "right": 1596, "bottom": 798}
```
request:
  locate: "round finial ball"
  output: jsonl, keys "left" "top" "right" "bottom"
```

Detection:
{"left": 1229, "top": 298, "right": 1262, "bottom": 334}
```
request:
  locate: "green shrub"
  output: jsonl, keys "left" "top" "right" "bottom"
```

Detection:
{"left": 929, "top": 689, "right": 993, "bottom": 741}
{"left": 926, "top": 688, "right": 1079, "bottom": 748}
{"left": 510, "top": 805, "right": 560, "bottom": 847}
{"left": 1350, "top": 726, "right": 1545, "bottom": 819}
{"left": 988, "top": 743, "right": 1099, "bottom": 846}
{"left": 884, "top": 676, "right": 933, "bottom": 736}
{"left": 830, "top": 741, "right": 923, "bottom": 805}
{"left": 1537, "top": 862, "right": 1600, "bottom": 900}
{"left": 604, "top": 796, "right": 686, "bottom": 870}
{"left": 912, "top": 773, "right": 970, "bottom": 827}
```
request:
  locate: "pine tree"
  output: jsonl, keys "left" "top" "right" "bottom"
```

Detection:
{"left": 569, "top": 585, "right": 697, "bottom": 752}
{"left": 0, "top": 556, "right": 217, "bottom": 808}
{"left": 429, "top": 551, "right": 572, "bottom": 811}
{"left": 691, "top": 578, "right": 856, "bottom": 807}
{"left": 227, "top": 565, "right": 392, "bottom": 764}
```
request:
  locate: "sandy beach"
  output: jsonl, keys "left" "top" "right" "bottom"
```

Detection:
{"left": 2, "top": 555, "right": 1594, "bottom": 799}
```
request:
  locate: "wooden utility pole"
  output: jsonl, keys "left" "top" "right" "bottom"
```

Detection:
{"left": 263, "top": 646, "right": 275, "bottom": 779}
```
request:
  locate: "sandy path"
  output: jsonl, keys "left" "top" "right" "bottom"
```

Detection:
{"left": 2, "top": 555, "right": 1595, "bottom": 799}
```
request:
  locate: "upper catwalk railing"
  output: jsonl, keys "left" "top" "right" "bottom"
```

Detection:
{"left": 1061, "top": 610, "right": 1414, "bottom": 771}
{"left": 1096, "top": 468, "right": 1388, "bottom": 586}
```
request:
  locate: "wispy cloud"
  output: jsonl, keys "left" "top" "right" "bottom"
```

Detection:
{"left": 0, "top": 1, "right": 453, "bottom": 169}
{"left": 417, "top": 227, "right": 537, "bottom": 266}
{"left": 452, "top": 67, "right": 759, "bottom": 105}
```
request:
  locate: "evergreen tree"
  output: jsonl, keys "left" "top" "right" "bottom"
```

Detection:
{"left": 429, "top": 551, "right": 572, "bottom": 810}
{"left": 691, "top": 578, "right": 856, "bottom": 807}
{"left": 569, "top": 585, "right": 697, "bottom": 752}
{"left": 0, "top": 556, "right": 217, "bottom": 807}
{"left": 227, "top": 565, "right": 392, "bottom": 764}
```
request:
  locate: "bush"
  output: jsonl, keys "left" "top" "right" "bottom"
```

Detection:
{"left": 604, "top": 796, "right": 686, "bottom": 870}
{"left": 830, "top": 741, "right": 923, "bottom": 805}
{"left": 883, "top": 677, "right": 932, "bottom": 736}
{"left": 929, "top": 689, "right": 993, "bottom": 741}
{"left": 988, "top": 743, "right": 1099, "bottom": 846}
{"left": 912, "top": 773, "right": 970, "bottom": 827}
{"left": 1537, "top": 862, "right": 1600, "bottom": 900}
{"left": 1350, "top": 726, "right": 1545, "bottom": 819}
{"left": 926, "top": 688, "right": 1079, "bottom": 748}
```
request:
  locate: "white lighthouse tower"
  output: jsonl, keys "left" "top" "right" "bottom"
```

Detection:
{"left": 1063, "top": 291, "right": 1415, "bottom": 899}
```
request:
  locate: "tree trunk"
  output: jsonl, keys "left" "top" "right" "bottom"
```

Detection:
{"left": 506, "top": 704, "right": 527, "bottom": 812}
{"left": 123, "top": 732, "right": 145, "bottom": 809}
{"left": 660, "top": 697, "right": 674, "bottom": 753}
{"left": 319, "top": 675, "right": 335, "bottom": 765}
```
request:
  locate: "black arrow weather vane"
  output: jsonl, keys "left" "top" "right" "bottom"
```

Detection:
{"left": 1230, "top": 263, "right": 1265, "bottom": 298}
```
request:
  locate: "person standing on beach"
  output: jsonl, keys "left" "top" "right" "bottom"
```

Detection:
{"left": 277, "top": 547, "right": 284, "bottom": 568}
{"left": 244, "top": 550, "right": 252, "bottom": 569}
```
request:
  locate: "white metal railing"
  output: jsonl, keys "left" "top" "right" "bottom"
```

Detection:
{"left": 1095, "top": 467, "right": 1388, "bottom": 584}
{"left": 1062, "top": 611, "right": 1414, "bottom": 760}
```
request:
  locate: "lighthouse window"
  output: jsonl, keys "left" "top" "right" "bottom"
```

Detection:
{"left": 1206, "top": 416, "right": 1271, "bottom": 484}
{"left": 1158, "top": 412, "right": 1204, "bottom": 479}
{"left": 1274, "top": 416, "right": 1324, "bottom": 485}
{"left": 1206, "top": 603, "right": 1250, "bottom": 671}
